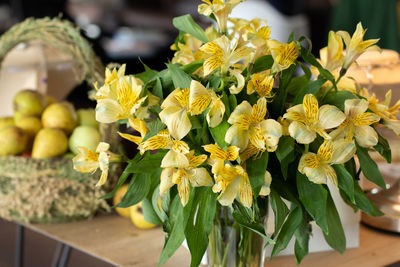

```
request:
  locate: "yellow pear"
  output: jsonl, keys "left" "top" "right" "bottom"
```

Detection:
{"left": 13, "top": 89, "right": 47, "bottom": 117}
{"left": 32, "top": 128, "right": 68, "bottom": 159}
{"left": 16, "top": 116, "right": 42, "bottom": 150}
{"left": 0, "top": 126, "right": 28, "bottom": 156}
{"left": 113, "top": 185, "right": 131, "bottom": 218}
{"left": 130, "top": 202, "right": 156, "bottom": 229}
{"left": 68, "top": 126, "right": 101, "bottom": 155}
{"left": 0, "top": 117, "right": 14, "bottom": 131}
{"left": 41, "top": 102, "right": 78, "bottom": 134}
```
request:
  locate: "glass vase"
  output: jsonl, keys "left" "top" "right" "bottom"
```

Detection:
{"left": 207, "top": 205, "right": 266, "bottom": 267}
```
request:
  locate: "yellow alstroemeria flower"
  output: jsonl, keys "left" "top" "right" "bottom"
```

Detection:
{"left": 203, "top": 143, "right": 240, "bottom": 162}
{"left": 160, "top": 80, "right": 225, "bottom": 139}
{"left": 247, "top": 71, "right": 274, "bottom": 98}
{"left": 95, "top": 75, "right": 147, "bottom": 123}
{"left": 135, "top": 92, "right": 160, "bottom": 120}
{"left": 138, "top": 129, "right": 189, "bottom": 155}
{"left": 105, "top": 64, "right": 126, "bottom": 86}
{"left": 199, "top": 35, "right": 253, "bottom": 77}
{"left": 267, "top": 40, "right": 299, "bottom": 73}
{"left": 198, "top": 0, "right": 244, "bottom": 33}
{"left": 283, "top": 94, "right": 346, "bottom": 144}
{"left": 160, "top": 150, "right": 213, "bottom": 206}
{"left": 318, "top": 31, "right": 345, "bottom": 72}
{"left": 118, "top": 118, "right": 149, "bottom": 145}
{"left": 225, "top": 97, "right": 283, "bottom": 151}
{"left": 364, "top": 89, "right": 400, "bottom": 135}
{"left": 298, "top": 140, "right": 355, "bottom": 185}
{"left": 330, "top": 99, "right": 380, "bottom": 148}
{"left": 337, "top": 22, "right": 380, "bottom": 69}
{"left": 73, "top": 142, "right": 121, "bottom": 187}
{"left": 210, "top": 160, "right": 253, "bottom": 208}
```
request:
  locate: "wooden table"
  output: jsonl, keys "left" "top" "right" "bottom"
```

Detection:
{"left": 20, "top": 213, "right": 400, "bottom": 267}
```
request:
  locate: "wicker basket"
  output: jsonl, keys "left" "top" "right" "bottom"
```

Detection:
{"left": 0, "top": 17, "right": 119, "bottom": 223}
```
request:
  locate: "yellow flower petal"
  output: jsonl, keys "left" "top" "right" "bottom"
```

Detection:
{"left": 260, "top": 119, "right": 283, "bottom": 152}
{"left": 229, "top": 69, "right": 245, "bottom": 94}
{"left": 203, "top": 144, "right": 239, "bottom": 161}
{"left": 238, "top": 174, "right": 253, "bottom": 208}
{"left": 250, "top": 97, "right": 267, "bottom": 123}
{"left": 288, "top": 121, "right": 316, "bottom": 144}
{"left": 118, "top": 132, "right": 142, "bottom": 144}
{"left": 159, "top": 106, "right": 191, "bottom": 140}
{"left": 160, "top": 168, "right": 175, "bottom": 195}
{"left": 345, "top": 99, "right": 369, "bottom": 118}
{"left": 303, "top": 94, "right": 319, "bottom": 123}
{"left": 189, "top": 80, "right": 211, "bottom": 115}
{"left": 217, "top": 175, "right": 240, "bottom": 206}
{"left": 353, "top": 112, "right": 380, "bottom": 126}
{"left": 225, "top": 125, "right": 249, "bottom": 151}
{"left": 331, "top": 139, "right": 356, "bottom": 164}
{"left": 96, "top": 99, "right": 124, "bottom": 123}
{"left": 259, "top": 171, "right": 272, "bottom": 196}
{"left": 354, "top": 125, "right": 378, "bottom": 147}
{"left": 188, "top": 167, "right": 213, "bottom": 187}
{"left": 207, "top": 94, "right": 225, "bottom": 128}
{"left": 161, "top": 150, "right": 190, "bottom": 169}
{"left": 317, "top": 140, "right": 333, "bottom": 162}
{"left": 178, "top": 176, "right": 190, "bottom": 206}
{"left": 318, "top": 104, "right": 346, "bottom": 129}
{"left": 228, "top": 101, "right": 253, "bottom": 129}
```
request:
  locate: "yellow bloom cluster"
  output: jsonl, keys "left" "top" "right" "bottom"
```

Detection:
{"left": 72, "top": 0, "right": 399, "bottom": 210}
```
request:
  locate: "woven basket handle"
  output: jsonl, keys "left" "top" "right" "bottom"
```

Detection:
{"left": 0, "top": 17, "right": 105, "bottom": 88}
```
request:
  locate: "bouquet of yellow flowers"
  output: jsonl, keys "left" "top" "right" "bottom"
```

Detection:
{"left": 73, "top": 0, "right": 397, "bottom": 266}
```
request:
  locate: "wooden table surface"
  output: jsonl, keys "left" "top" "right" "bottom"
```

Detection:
{"left": 22, "top": 213, "right": 400, "bottom": 267}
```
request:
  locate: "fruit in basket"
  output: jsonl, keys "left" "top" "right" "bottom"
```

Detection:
{"left": 13, "top": 89, "right": 47, "bottom": 117}
{"left": 0, "top": 117, "right": 14, "bottom": 131}
{"left": 77, "top": 108, "right": 98, "bottom": 128}
{"left": 32, "top": 128, "right": 68, "bottom": 159}
{"left": 16, "top": 116, "right": 42, "bottom": 138}
{"left": 41, "top": 102, "right": 78, "bottom": 134}
{"left": 0, "top": 126, "right": 28, "bottom": 155}
{"left": 69, "top": 126, "right": 101, "bottom": 155}
{"left": 113, "top": 184, "right": 131, "bottom": 218}
{"left": 130, "top": 202, "right": 156, "bottom": 229}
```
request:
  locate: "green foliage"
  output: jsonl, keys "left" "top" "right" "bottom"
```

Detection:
{"left": 172, "top": 14, "right": 209, "bottom": 43}
{"left": 323, "top": 192, "right": 346, "bottom": 253}
{"left": 356, "top": 144, "right": 386, "bottom": 189}
{"left": 246, "top": 152, "right": 269, "bottom": 196}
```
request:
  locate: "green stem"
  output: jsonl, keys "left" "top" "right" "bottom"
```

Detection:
{"left": 304, "top": 144, "right": 309, "bottom": 153}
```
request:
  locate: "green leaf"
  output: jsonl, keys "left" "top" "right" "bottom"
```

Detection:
{"left": 209, "top": 120, "right": 230, "bottom": 149}
{"left": 152, "top": 187, "right": 168, "bottom": 223}
{"left": 185, "top": 188, "right": 217, "bottom": 267}
{"left": 252, "top": 55, "right": 274, "bottom": 73}
{"left": 189, "top": 115, "right": 202, "bottom": 129}
{"left": 323, "top": 90, "right": 357, "bottom": 111}
{"left": 296, "top": 172, "right": 328, "bottom": 234}
{"left": 298, "top": 61, "right": 311, "bottom": 79}
{"left": 354, "top": 181, "right": 383, "bottom": 216}
{"left": 100, "top": 153, "right": 141, "bottom": 199}
{"left": 142, "top": 119, "right": 166, "bottom": 142}
{"left": 172, "top": 14, "right": 209, "bottom": 43}
{"left": 293, "top": 78, "right": 327, "bottom": 104}
{"left": 333, "top": 164, "right": 355, "bottom": 204}
{"left": 158, "top": 195, "right": 186, "bottom": 266}
{"left": 286, "top": 75, "right": 309, "bottom": 96}
{"left": 374, "top": 133, "right": 392, "bottom": 163}
{"left": 294, "top": 217, "right": 310, "bottom": 264}
{"left": 356, "top": 144, "right": 386, "bottom": 189}
{"left": 323, "top": 193, "right": 346, "bottom": 253}
{"left": 181, "top": 60, "right": 204, "bottom": 74}
{"left": 271, "top": 64, "right": 296, "bottom": 117}
{"left": 142, "top": 197, "right": 162, "bottom": 225}
{"left": 136, "top": 61, "right": 159, "bottom": 83}
{"left": 232, "top": 209, "right": 274, "bottom": 244}
{"left": 300, "top": 46, "right": 335, "bottom": 82}
{"left": 167, "top": 63, "right": 192, "bottom": 89}
{"left": 221, "top": 91, "right": 231, "bottom": 117}
{"left": 117, "top": 173, "right": 151, "bottom": 208}
{"left": 246, "top": 152, "right": 269, "bottom": 196}
{"left": 229, "top": 94, "right": 237, "bottom": 111}
{"left": 271, "top": 206, "right": 303, "bottom": 257}
{"left": 270, "top": 190, "right": 289, "bottom": 237}
{"left": 125, "top": 151, "right": 167, "bottom": 174}
{"left": 152, "top": 77, "right": 163, "bottom": 98}
{"left": 275, "top": 136, "right": 295, "bottom": 179}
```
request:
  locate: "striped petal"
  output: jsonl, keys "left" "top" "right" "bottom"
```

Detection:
{"left": 189, "top": 80, "right": 211, "bottom": 115}
{"left": 96, "top": 99, "right": 124, "bottom": 123}
{"left": 159, "top": 106, "right": 191, "bottom": 140}
{"left": 160, "top": 168, "right": 175, "bottom": 195}
{"left": 318, "top": 104, "right": 346, "bottom": 129}
{"left": 161, "top": 150, "right": 189, "bottom": 169}
{"left": 188, "top": 167, "right": 213, "bottom": 187}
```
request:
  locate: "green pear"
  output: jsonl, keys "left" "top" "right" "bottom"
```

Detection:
{"left": 69, "top": 126, "right": 101, "bottom": 155}
{"left": 13, "top": 89, "right": 47, "bottom": 117}
{"left": 41, "top": 102, "right": 78, "bottom": 134}
{"left": 0, "top": 117, "right": 15, "bottom": 131}
{"left": 77, "top": 108, "right": 99, "bottom": 128}
{"left": 0, "top": 126, "right": 28, "bottom": 156}
{"left": 32, "top": 128, "right": 68, "bottom": 159}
